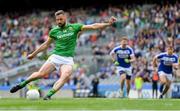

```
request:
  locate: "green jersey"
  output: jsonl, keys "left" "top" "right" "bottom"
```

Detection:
{"left": 49, "top": 23, "right": 83, "bottom": 57}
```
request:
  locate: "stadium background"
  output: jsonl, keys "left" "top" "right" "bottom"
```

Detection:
{"left": 0, "top": 0, "right": 180, "bottom": 100}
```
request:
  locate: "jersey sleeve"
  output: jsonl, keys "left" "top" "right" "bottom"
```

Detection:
{"left": 110, "top": 47, "right": 116, "bottom": 55}
{"left": 174, "top": 55, "right": 178, "bottom": 64}
{"left": 129, "top": 47, "right": 135, "bottom": 56}
{"left": 72, "top": 23, "right": 84, "bottom": 32}
{"left": 155, "top": 53, "right": 164, "bottom": 59}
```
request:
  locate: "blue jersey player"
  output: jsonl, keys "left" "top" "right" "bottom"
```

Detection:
{"left": 153, "top": 46, "right": 179, "bottom": 99}
{"left": 110, "top": 37, "right": 136, "bottom": 98}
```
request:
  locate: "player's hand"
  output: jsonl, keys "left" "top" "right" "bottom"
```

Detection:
{"left": 124, "top": 59, "right": 130, "bottom": 63}
{"left": 114, "top": 61, "right": 120, "bottom": 66}
{"left": 27, "top": 54, "right": 35, "bottom": 60}
{"left": 109, "top": 16, "right": 117, "bottom": 25}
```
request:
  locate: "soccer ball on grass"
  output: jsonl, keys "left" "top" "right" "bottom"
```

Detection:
{"left": 26, "top": 89, "right": 40, "bottom": 100}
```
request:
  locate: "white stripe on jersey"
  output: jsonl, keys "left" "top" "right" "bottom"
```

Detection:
{"left": 110, "top": 45, "right": 134, "bottom": 56}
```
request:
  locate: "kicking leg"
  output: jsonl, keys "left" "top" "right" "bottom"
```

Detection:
{"left": 10, "top": 63, "right": 56, "bottom": 93}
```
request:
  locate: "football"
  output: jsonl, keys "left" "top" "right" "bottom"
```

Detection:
{"left": 26, "top": 89, "right": 40, "bottom": 100}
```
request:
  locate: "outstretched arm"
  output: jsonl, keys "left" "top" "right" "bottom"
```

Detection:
{"left": 81, "top": 16, "right": 117, "bottom": 31}
{"left": 27, "top": 37, "right": 53, "bottom": 60}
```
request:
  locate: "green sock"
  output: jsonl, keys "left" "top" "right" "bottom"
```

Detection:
{"left": 46, "top": 89, "right": 57, "bottom": 97}
{"left": 19, "top": 78, "right": 38, "bottom": 87}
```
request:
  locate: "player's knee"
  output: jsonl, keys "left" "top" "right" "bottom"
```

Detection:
{"left": 37, "top": 71, "right": 47, "bottom": 77}
{"left": 60, "top": 73, "right": 71, "bottom": 83}
{"left": 120, "top": 74, "right": 126, "bottom": 80}
{"left": 62, "top": 70, "right": 72, "bottom": 76}
{"left": 64, "top": 72, "right": 72, "bottom": 77}
{"left": 166, "top": 81, "right": 171, "bottom": 87}
{"left": 161, "top": 81, "right": 166, "bottom": 85}
{"left": 160, "top": 78, "right": 166, "bottom": 84}
{"left": 120, "top": 78, "right": 125, "bottom": 83}
{"left": 60, "top": 73, "right": 71, "bottom": 81}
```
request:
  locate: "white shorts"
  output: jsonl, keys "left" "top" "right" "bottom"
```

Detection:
{"left": 45, "top": 54, "right": 74, "bottom": 72}
{"left": 158, "top": 71, "right": 173, "bottom": 81}
{"left": 116, "top": 66, "right": 132, "bottom": 76}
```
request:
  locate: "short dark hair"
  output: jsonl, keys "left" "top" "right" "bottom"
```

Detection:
{"left": 55, "top": 10, "right": 65, "bottom": 16}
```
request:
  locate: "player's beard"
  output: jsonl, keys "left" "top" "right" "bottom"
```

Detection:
{"left": 58, "top": 22, "right": 66, "bottom": 27}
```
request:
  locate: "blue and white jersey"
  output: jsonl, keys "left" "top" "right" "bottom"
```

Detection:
{"left": 156, "top": 52, "right": 178, "bottom": 74}
{"left": 110, "top": 45, "right": 135, "bottom": 68}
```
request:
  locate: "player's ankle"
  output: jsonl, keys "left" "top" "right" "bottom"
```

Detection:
{"left": 46, "top": 89, "right": 57, "bottom": 97}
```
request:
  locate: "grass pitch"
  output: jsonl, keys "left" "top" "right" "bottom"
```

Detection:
{"left": 0, "top": 98, "right": 179, "bottom": 110}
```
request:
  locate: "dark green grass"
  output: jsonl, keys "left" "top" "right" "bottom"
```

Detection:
{"left": 0, "top": 98, "right": 180, "bottom": 110}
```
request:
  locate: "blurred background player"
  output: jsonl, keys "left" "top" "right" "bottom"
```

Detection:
{"left": 153, "top": 46, "right": 179, "bottom": 99}
{"left": 110, "top": 37, "right": 136, "bottom": 98}
{"left": 91, "top": 75, "right": 99, "bottom": 97}
{"left": 10, "top": 10, "right": 117, "bottom": 100}
{"left": 134, "top": 74, "right": 143, "bottom": 98}
{"left": 152, "top": 71, "right": 159, "bottom": 99}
